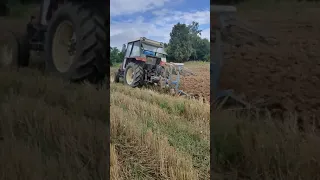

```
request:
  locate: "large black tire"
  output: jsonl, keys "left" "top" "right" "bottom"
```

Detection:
{"left": 0, "top": 32, "right": 30, "bottom": 68}
{"left": 110, "top": 71, "right": 120, "bottom": 83}
{"left": 124, "top": 62, "right": 144, "bottom": 88}
{"left": 45, "top": 3, "right": 107, "bottom": 83}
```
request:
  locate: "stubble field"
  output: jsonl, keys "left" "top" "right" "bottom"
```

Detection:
{"left": 110, "top": 61, "right": 210, "bottom": 179}
{"left": 212, "top": 2, "right": 320, "bottom": 179}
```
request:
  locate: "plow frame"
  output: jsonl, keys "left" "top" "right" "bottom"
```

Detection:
{"left": 211, "top": 5, "right": 250, "bottom": 109}
{"left": 162, "top": 62, "right": 192, "bottom": 96}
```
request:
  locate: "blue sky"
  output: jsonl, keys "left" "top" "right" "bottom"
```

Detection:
{"left": 110, "top": 0, "right": 210, "bottom": 49}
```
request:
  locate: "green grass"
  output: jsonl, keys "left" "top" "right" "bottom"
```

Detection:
{"left": 111, "top": 62, "right": 122, "bottom": 67}
{"left": 110, "top": 83, "right": 210, "bottom": 179}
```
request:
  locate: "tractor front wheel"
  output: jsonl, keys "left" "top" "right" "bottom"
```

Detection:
{"left": 0, "top": 32, "right": 30, "bottom": 69}
{"left": 110, "top": 71, "right": 120, "bottom": 83}
{"left": 124, "top": 62, "right": 144, "bottom": 88}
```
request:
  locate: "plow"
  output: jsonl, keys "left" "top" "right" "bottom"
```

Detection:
{"left": 160, "top": 62, "right": 196, "bottom": 97}
{"left": 111, "top": 37, "right": 200, "bottom": 100}
{"left": 211, "top": 5, "right": 278, "bottom": 110}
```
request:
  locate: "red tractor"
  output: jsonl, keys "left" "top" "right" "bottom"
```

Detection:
{"left": 111, "top": 37, "right": 168, "bottom": 88}
{"left": 1, "top": 0, "right": 107, "bottom": 83}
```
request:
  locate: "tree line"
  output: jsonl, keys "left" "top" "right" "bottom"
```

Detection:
{"left": 165, "top": 21, "right": 210, "bottom": 62}
{"left": 110, "top": 47, "right": 125, "bottom": 65}
{"left": 110, "top": 21, "right": 210, "bottom": 64}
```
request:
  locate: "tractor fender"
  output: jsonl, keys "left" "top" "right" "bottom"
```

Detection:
{"left": 134, "top": 57, "right": 147, "bottom": 62}
{"left": 125, "top": 57, "right": 145, "bottom": 65}
{"left": 122, "top": 58, "right": 145, "bottom": 70}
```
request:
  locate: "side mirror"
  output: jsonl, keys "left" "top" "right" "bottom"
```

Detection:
{"left": 121, "top": 44, "right": 126, "bottom": 53}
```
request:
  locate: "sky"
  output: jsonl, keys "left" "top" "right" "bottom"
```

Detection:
{"left": 110, "top": 0, "right": 210, "bottom": 49}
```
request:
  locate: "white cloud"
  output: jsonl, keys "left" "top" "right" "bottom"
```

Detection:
{"left": 110, "top": 0, "right": 210, "bottom": 49}
{"left": 110, "top": 0, "right": 170, "bottom": 17}
{"left": 153, "top": 9, "right": 210, "bottom": 25}
{"left": 200, "top": 28, "right": 210, "bottom": 40}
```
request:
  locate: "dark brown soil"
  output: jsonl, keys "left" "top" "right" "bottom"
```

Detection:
{"left": 213, "top": 4, "right": 320, "bottom": 124}
{"left": 180, "top": 66, "right": 210, "bottom": 102}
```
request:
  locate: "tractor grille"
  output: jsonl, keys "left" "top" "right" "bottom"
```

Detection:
{"left": 146, "top": 56, "right": 160, "bottom": 65}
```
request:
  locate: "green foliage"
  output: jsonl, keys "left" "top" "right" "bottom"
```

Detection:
{"left": 167, "top": 23, "right": 193, "bottom": 62}
{"left": 110, "top": 47, "right": 124, "bottom": 66}
{"left": 166, "top": 21, "right": 210, "bottom": 62}
{"left": 190, "top": 36, "right": 210, "bottom": 61}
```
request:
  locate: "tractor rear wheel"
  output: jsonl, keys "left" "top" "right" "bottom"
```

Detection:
{"left": 124, "top": 62, "right": 144, "bottom": 88}
{"left": 45, "top": 3, "right": 107, "bottom": 83}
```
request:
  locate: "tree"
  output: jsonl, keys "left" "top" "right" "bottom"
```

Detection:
{"left": 110, "top": 47, "right": 124, "bottom": 65}
{"left": 166, "top": 21, "right": 210, "bottom": 62}
{"left": 167, "top": 23, "right": 193, "bottom": 62}
{"left": 191, "top": 37, "right": 210, "bottom": 61}
{"left": 187, "top": 21, "right": 210, "bottom": 61}
{"left": 188, "top": 21, "right": 202, "bottom": 36}
{"left": 188, "top": 22, "right": 202, "bottom": 60}
{"left": 189, "top": 35, "right": 201, "bottom": 60}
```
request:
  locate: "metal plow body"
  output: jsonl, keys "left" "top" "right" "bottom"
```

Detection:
{"left": 160, "top": 62, "right": 198, "bottom": 99}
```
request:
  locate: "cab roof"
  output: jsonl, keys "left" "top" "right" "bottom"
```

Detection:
{"left": 128, "top": 37, "right": 164, "bottom": 48}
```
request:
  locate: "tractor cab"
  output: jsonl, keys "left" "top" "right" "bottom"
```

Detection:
{"left": 121, "top": 37, "right": 167, "bottom": 70}
{"left": 112, "top": 37, "right": 168, "bottom": 88}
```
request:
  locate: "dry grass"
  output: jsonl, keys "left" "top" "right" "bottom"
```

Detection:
{"left": 0, "top": 67, "right": 108, "bottom": 180}
{"left": 212, "top": 110, "right": 320, "bottom": 180}
{"left": 0, "top": 4, "right": 209, "bottom": 179}
{"left": 212, "top": 2, "right": 320, "bottom": 179}
{"left": 110, "top": 82, "right": 210, "bottom": 179}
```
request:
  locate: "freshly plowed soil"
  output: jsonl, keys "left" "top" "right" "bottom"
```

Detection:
{"left": 180, "top": 66, "right": 210, "bottom": 102}
{"left": 213, "top": 5, "right": 320, "bottom": 123}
